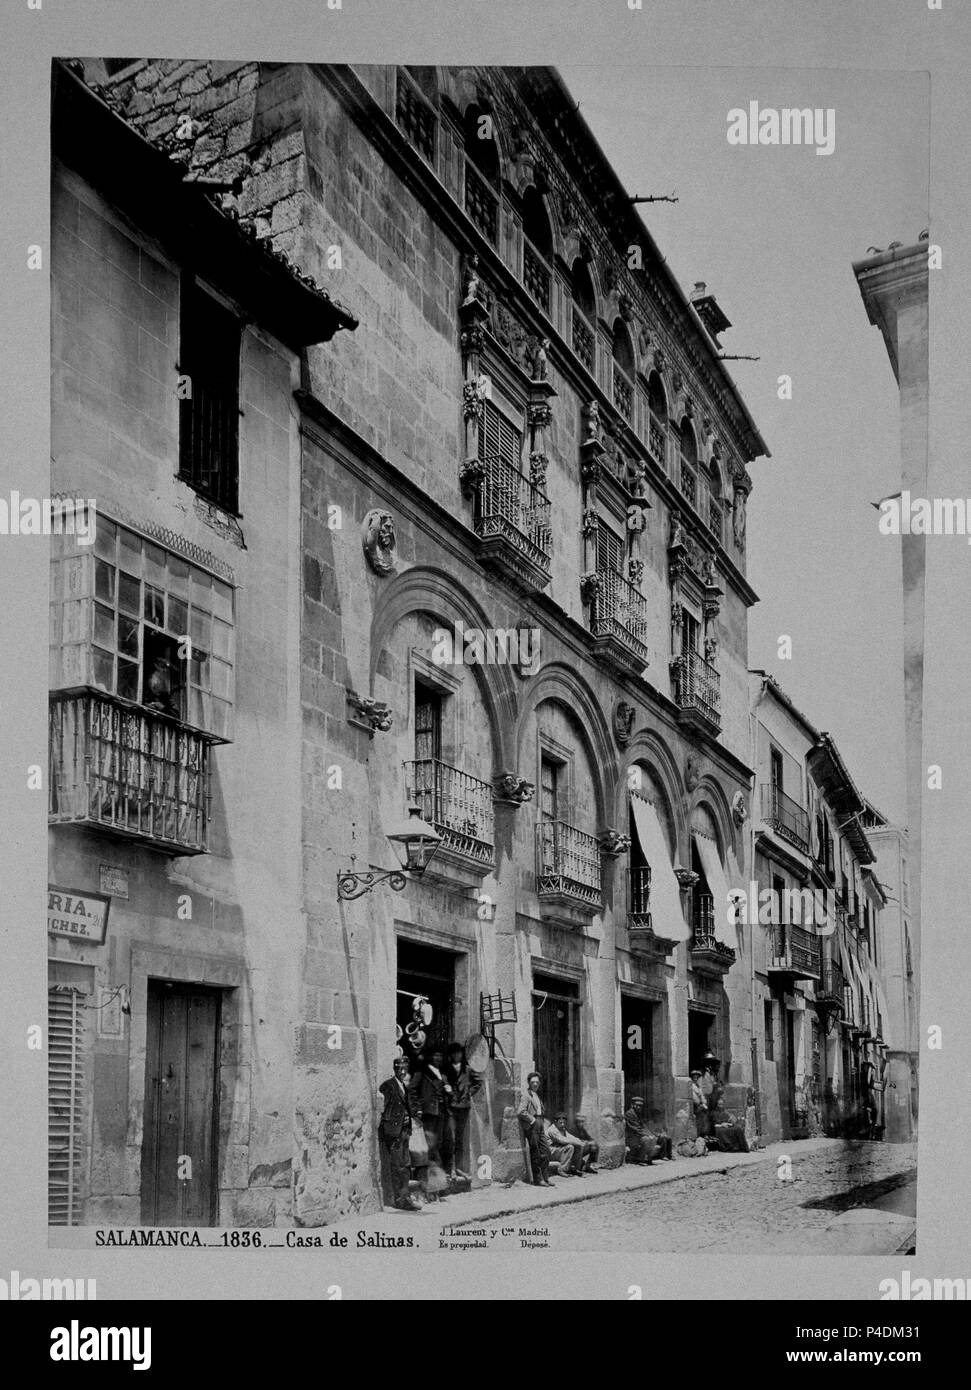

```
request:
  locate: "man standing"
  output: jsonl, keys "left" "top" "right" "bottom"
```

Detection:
{"left": 517, "top": 1071, "right": 554, "bottom": 1186}
{"left": 378, "top": 1057, "right": 420, "bottom": 1211}
{"left": 443, "top": 1041, "right": 480, "bottom": 1181}
{"left": 690, "top": 1069, "right": 709, "bottom": 1143}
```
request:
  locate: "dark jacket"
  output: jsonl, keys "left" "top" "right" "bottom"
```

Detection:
{"left": 379, "top": 1076, "right": 415, "bottom": 1140}
{"left": 413, "top": 1066, "right": 448, "bottom": 1119}
{"left": 445, "top": 1062, "right": 481, "bottom": 1111}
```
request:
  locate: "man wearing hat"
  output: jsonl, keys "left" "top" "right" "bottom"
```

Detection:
{"left": 378, "top": 1057, "right": 421, "bottom": 1211}
{"left": 690, "top": 1069, "right": 709, "bottom": 1142}
{"left": 624, "top": 1096, "right": 674, "bottom": 1164}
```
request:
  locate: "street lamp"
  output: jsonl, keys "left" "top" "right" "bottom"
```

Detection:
{"left": 337, "top": 806, "right": 441, "bottom": 900}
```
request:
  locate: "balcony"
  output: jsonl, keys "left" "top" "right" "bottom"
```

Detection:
{"left": 760, "top": 784, "right": 810, "bottom": 854}
{"left": 612, "top": 365, "right": 633, "bottom": 422}
{"left": 49, "top": 690, "right": 213, "bottom": 855}
{"left": 404, "top": 759, "right": 495, "bottom": 870}
{"left": 536, "top": 820, "right": 603, "bottom": 921}
{"left": 472, "top": 452, "right": 552, "bottom": 591}
{"left": 523, "top": 240, "right": 551, "bottom": 313}
{"left": 648, "top": 414, "right": 666, "bottom": 466}
{"left": 689, "top": 893, "right": 736, "bottom": 975}
{"left": 627, "top": 865, "right": 679, "bottom": 957}
{"left": 572, "top": 313, "right": 595, "bottom": 371}
{"left": 671, "top": 650, "right": 721, "bottom": 733}
{"left": 768, "top": 924, "right": 821, "bottom": 981}
{"left": 585, "top": 566, "right": 650, "bottom": 675}
{"left": 815, "top": 957, "right": 846, "bottom": 1012}
{"left": 680, "top": 460, "right": 697, "bottom": 508}
{"left": 464, "top": 163, "right": 498, "bottom": 244}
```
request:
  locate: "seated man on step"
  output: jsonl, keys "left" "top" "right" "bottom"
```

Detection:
{"left": 624, "top": 1095, "right": 674, "bottom": 1164}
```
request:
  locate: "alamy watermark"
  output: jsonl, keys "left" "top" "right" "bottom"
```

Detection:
{"left": 879, "top": 491, "right": 971, "bottom": 543}
{"left": 727, "top": 102, "right": 836, "bottom": 157}
{"left": 432, "top": 620, "right": 541, "bottom": 674}
{"left": 0, "top": 492, "right": 96, "bottom": 544}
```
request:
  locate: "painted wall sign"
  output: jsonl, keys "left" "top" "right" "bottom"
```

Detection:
{"left": 99, "top": 864, "right": 129, "bottom": 899}
{"left": 47, "top": 886, "right": 110, "bottom": 944}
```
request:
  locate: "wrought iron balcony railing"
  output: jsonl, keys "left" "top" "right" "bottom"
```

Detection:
{"left": 537, "top": 819, "right": 602, "bottom": 907}
{"left": 760, "top": 784, "right": 810, "bottom": 853}
{"left": 49, "top": 690, "right": 213, "bottom": 854}
{"left": 690, "top": 893, "right": 737, "bottom": 967}
{"left": 473, "top": 451, "right": 552, "bottom": 584}
{"left": 572, "top": 313, "right": 595, "bottom": 370}
{"left": 404, "top": 758, "right": 495, "bottom": 865}
{"left": 464, "top": 162, "right": 498, "bottom": 244}
{"left": 672, "top": 649, "right": 721, "bottom": 726}
{"left": 648, "top": 414, "right": 666, "bottom": 465}
{"left": 680, "top": 460, "right": 697, "bottom": 507}
{"left": 769, "top": 923, "right": 821, "bottom": 977}
{"left": 612, "top": 365, "right": 633, "bottom": 422}
{"left": 587, "top": 566, "right": 650, "bottom": 670}
{"left": 628, "top": 863, "right": 652, "bottom": 925}
{"left": 523, "top": 240, "right": 551, "bottom": 313}
{"left": 817, "top": 957, "right": 846, "bottom": 1007}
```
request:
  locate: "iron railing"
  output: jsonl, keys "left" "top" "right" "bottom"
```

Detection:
{"left": 691, "top": 892, "right": 737, "bottom": 963}
{"left": 627, "top": 864, "right": 653, "bottom": 925}
{"left": 760, "top": 783, "right": 810, "bottom": 853}
{"left": 464, "top": 162, "right": 498, "bottom": 244}
{"left": 817, "top": 957, "right": 846, "bottom": 1006}
{"left": 648, "top": 414, "right": 666, "bottom": 465}
{"left": 404, "top": 759, "right": 495, "bottom": 864}
{"left": 769, "top": 923, "right": 821, "bottom": 975}
{"left": 49, "top": 690, "right": 212, "bottom": 853}
{"left": 572, "top": 313, "right": 595, "bottom": 370}
{"left": 178, "top": 375, "right": 239, "bottom": 513}
{"left": 672, "top": 650, "right": 721, "bottom": 724}
{"left": 612, "top": 364, "right": 633, "bottom": 421}
{"left": 680, "top": 460, "right": 697, "bottom": 507}
{"left": 536, "top": 820, "right": 602, "bottom": 906}
{"left": 473, "top": 451, "right": 552, "bottom": 576}
{"left": 523, "top": 240, "right": 551, "bottom": 312}
{"left": 589, "top": 566, "right": 650, "bottom": 665}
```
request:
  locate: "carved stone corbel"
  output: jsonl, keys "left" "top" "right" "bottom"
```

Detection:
{"left": 347, "top": 691, "right": 393, "bottom": 736}
{"left": 599, "top": 829, "right": 631, "bottom": 858}
{"left": 492, "top": 773, "right": 535, "bottom": 806}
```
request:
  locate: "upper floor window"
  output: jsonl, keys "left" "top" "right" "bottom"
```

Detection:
{"left": 463, "top": 103, "right": 500, "bottom": 244}
{"left": 678, "top": 417, "right": 698, "bottom": 508}
{"left": 571, "top": 258, "right": 596, "bottom": 371}
{"left": 521, "top": 186, "right": 552, "bottom": 313}
{"left": 50, "top": 518, "right": 235, "bottom": 740}
{"left": 178, "top": 280, "right": 241, "bottom": 515}
{"left": 396, "top": 67, "right": 437, "bottom": 165}
{"left": 611, "top": 320, "right": 634, "bottom": 422}
{"left": 647, "top": 370, "right": 668, "bottom": 466}
{"left": 708, "top": 462, "right": 724, "bottom": 544}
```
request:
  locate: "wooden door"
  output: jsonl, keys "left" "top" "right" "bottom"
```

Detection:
{"left": 141, "top": 981, "right": 221, "bottom": 1226}
{"left": 532, "top": 974, "right": 579, "bottom": 1121}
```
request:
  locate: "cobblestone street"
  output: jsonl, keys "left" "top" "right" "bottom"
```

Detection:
{"left": 461, "top": 1141, "right": 917, "bottom": 1255}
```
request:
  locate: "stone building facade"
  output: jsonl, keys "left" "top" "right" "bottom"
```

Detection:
{"left": 748, "top": 674, "right": 895, "bottom": 1144}
{"left": 51, "top": 57, "right": 783, "bottom": 1225}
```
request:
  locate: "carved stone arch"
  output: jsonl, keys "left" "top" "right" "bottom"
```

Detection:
{"left": 647, "top": 367, "right": 670, "bottom": 424}
{"left": 689, "top": 776, "right": 738, "bottom": 867}
{"left": 679, "top": 413, "right": 702, "bottom": 466}
{"left": 459, "top": 93, "right": 512, "bottom": 190}
{"left": 514, "top": 662, "right": 615, "bottom": 828}
{"left": 519, "top": 180, "right": 558, "bottom": 262}
{"left": 368, "top": 565, "right": 518, "bottom": 770}
{"left": 621, "top": 728, "right": 689, "bottom": 863}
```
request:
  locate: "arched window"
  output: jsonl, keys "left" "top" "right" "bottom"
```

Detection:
{"left": 396, "top": 66, "right": 437, "bottom": 165}
{"left": 647, "top": 371, "right": 667, "bottom": 464}
{"left": 463, "top": 103, "right": 500, "bottom": 243}
{"left": 522, "top": 187, "right": 552, "bottom": 311}
{"left": 571, "top": 258, "right": 596, "bottom": 370}
{"left": 679, "top": 417, "right": 698, "bottom": 508}
{"left": 612, "top": 320, "right": 634, "bottom": 421}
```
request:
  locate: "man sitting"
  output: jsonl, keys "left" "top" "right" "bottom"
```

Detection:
{"left": 554, "top": 1113, "right": 599, "bottom": 1174}
{"left": 544, "top": 1116, "right": 582, "bottom": 1177}
{"left": 624, "top": 1096, "right": 674, "bottom": 1164}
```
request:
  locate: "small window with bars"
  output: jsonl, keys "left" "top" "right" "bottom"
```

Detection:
{"left": 178, "top": 281, "right": 241, "bottom": 514}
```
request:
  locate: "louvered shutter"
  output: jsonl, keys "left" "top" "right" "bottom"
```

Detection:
{"left": 48, "top": 986, "right": 85, "bottom": 1225}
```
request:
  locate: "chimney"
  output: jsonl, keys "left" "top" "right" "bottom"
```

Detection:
{"left": 690, "top": 282, "right": 732, "bottom": 347}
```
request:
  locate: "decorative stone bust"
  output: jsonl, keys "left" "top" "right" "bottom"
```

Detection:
{"left": 362, "top": 509, "right": 397, "bottom": 575}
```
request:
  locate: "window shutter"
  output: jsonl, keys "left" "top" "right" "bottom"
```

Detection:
{"left": 48, "top": 986, "right": 85, "bottom": 1225}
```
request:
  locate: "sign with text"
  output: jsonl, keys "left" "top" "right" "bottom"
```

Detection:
{"left": 47, "top": 886, "right": 110, "bottom": 944}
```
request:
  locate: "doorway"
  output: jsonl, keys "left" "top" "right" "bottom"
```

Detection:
{"left": 140, "top": 980, "right": 222, "bottom": 1226}
{"left": 688, "top": 1007, "right": 715, "bottom": 1074}
{"left": 532, "top": 973, "right": 580, "bottom": 1121}
{"left": 396, "top": 939, "right": 457, "bottom": 1067}
{"left": 621, "top": 996, "right": 657, "bottom": 1121}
